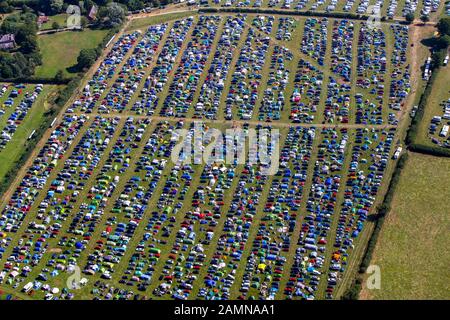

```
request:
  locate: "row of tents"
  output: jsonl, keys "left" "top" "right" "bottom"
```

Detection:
{"left": 98, "top": 25, "right": 168, "bottom": 114}
{"left": 0, "top": 85, "right": 44, "bottom": 150}
{"left": 355, "top": 23, "right": 387, "bottom": 125}
{"left": 160, "top": 16, "right": 222, "bottom": 118}
{"left": 195, "top": 15, "right": 247, "bottom": 120}
{"left": 132, "top": 18, "right": 194, "bottom": 116}
{"left": 225, "top": 27, "right": 270, "bottom": 120}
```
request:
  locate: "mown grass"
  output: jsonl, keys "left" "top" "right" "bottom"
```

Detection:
{"left": 35, "top": 29, "right": 109, "bottom": 79}
{"left": 361, "top": 152, "right": 450, "bottom": 300}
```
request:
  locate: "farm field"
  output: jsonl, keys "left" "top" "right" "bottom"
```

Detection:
{"left": 35, "top": 29, "right": 109, "bottom": 79}
{"left": 0, "top": 84, "right": 58, "bottom": 182}
{"left": 360, "top": 153, "right": 450, "bottom": 300}
{"left": 0, "top": 11, "right": 434, "bottom": 301}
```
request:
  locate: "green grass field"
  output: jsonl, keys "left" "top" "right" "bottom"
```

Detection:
{"left": 0, "top": 85, "right": 58, "bottom": 182}
{"left": 361, "top": 152, "right": 450, "bottom": 300}
{"left": 35, "top": 29, "right": 108, "bottom": 79}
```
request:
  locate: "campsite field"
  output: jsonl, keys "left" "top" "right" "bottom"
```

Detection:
{"left": 205, "top": 0, "right": 444, "bottom": 20}
{"left": 415, "top": 63, "right": 450, "bottom": 148}
{"left": 0, "top": 84, "right": 58, "bottom": 182}
{"left": 360, "top": 152, "right": 450, "bottom": 300}
{"left": 35, "top": 28, "right": 109, "bottom": 79}
{"left": 0, "top": 11, "right": 439, "bottom": 300}
{"left": 126, "top": 11, "right": 198, "bottom": 31}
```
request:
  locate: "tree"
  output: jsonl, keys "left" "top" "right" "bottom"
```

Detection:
{"left": 405, "top": 13, "right": 414, "bottom": 24}
{"left": 124, "top": 0, "right": 145, "bottom": 11}
{"left": 54, "top": 70, "right": 64, "bottom": 82}
{"left": 437, "top": 17, "right": 450, "bottom": 36}
{"left": 52, "top": 21, "right": 60, "bottom": 30}
{"left": 98, "top": 2, "right": 126, "bottom": 28}
{"left": 431, "top": 49, "right": 447, "bottom": 69}
{"left": 439, "top": 34, "right": 450, "bottom": 48}
{"left": 81, "top": 16, "right": 89, "bottom": 28}
{"left": 19, "top": 33, "right": 38, "bottom": 54}
{"left": 420, "top": 15, "right": 429, "bottom": 23}
{"left": 77, "top": 48, "right": 98, "bottom": 70}
{"left": 50, "top": 0, "right": 64, "bottom": 14}
{"left": 0, "top": 0, "right": 13, "bottom": 14}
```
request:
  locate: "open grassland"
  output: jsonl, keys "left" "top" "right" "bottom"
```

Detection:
{"left": 360, "top": 152, "right": 450, "bottom": 300}
{"left": 35, "top": 29, "right": 109, "bottom": 79}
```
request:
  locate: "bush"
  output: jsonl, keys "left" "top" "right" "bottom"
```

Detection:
{"left": 437, "top": 17, "right": 450, "bottom": 36}
{"left": 409, "top": 144, "right": 450, "bottom": 157}
{"left": 431, "top": 49, "right": 447, "bottom": 68}
{"left": 341, "top": 277, "right": 362, "bottom": 300}
{"left": 0, "top": 0, "right": 13, "bottom": 13}
{"left": 55, "top": 75, "right": 82, "bottom": 107}
{"left": 405, "top": 13, "right": 415, "bottom": 24}
{"left": 52, "top": 21, "right": 60, "bottom": 30}
{"left": 420, "top": 15, "right": 429, "bottom": 23}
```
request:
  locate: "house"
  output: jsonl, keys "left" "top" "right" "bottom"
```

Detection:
{"left": 37, "top": 15, "right": 49, "bottom": 26}
{"left": 0, "top": 34, "right": 16, "bottom": 50}
{"left": 88, "top": 5, "right": 98, "bottom": 21}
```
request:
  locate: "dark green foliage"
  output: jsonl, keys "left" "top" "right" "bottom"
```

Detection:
{"left": 409, "top": 144, "right": 450, "bottom": 157}
{"left": 431, "top": 49, "right": 447, "bottom": 68}
{"left": 341, "top": 277, "right": 362, "bottom": 300}
{"left": 55, "top": 74, "right": 82, "bottom": 106}
{"left": 405, "top": 13, "right": 415, "bottom": 23}
{"left": 97, "top": 2, "right": 126, "bottom": 28}
{"left": 54, "top": 69, "right": 64, "bottom": 82}
{"left": 0, "top": 11, "right": 41, "bottom": 79}
{"left": 437, "top": 17, "right": 450, "bottom": 36}
{"left": 0, "top": 0, "right": 13, "bottom": 14}
{"left": 76, "top": 48, "right": 98, "bottom": 70}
